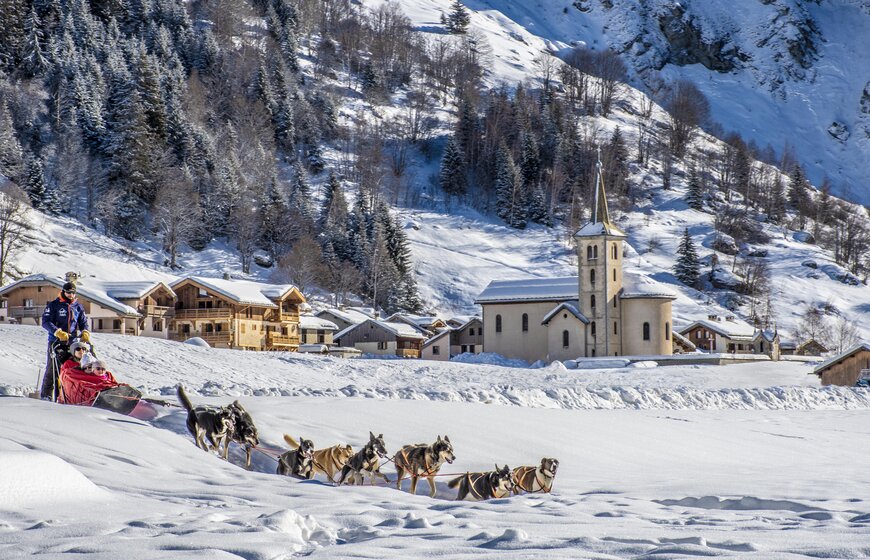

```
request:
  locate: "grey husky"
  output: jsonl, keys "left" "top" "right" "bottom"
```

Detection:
{"left": 512, "top": 458, "right": 559, "bottom": 494}
{"left": 177, "top": 385, "right": 235, "bottom": 459}
{"left": 227, "top": 400, "right": 259, "bottom": 469}
{"left": 448, "top": 464, "right": 515, "bottom": 500}
{"left": 338, "top": 432, "right": 390, "bottom": 486}
{"left": 277, "top": 436, "right": 315, "bottom": 479}
{"left": 394, "top": 435, "right": 456, "bottom": 497}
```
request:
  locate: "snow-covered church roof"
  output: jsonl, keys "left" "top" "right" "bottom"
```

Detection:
{"left": 620, "top": 272, "right": 677, "bottom": 299}
{"left": 475, "top": 276, "right": 578, "bottom": 304}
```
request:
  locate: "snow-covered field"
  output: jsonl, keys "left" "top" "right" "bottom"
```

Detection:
{"left": 2, "top": 325, "right": 869, "bottom": 558}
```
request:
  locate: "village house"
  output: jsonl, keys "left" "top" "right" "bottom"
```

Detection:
{"left": 333, "top": 319, "right": 425, "bottom": 358}
{"left": 169, "top": 276, "right": 305, "bottom": 350}
{"left": 475, "top": 160, "right": 676, "bottom": 364}
{"left": 812, "top": 343, "right": 870, "bottom": 386}
{"left": 385, "top": 313, "right": 448, "bottom": 337}
{"left": 299, "top": 314, "right": 339, "bottom": 345}
{"left": 679, "top": 315, "right": 780, "bottom": 359}
{"left": 315, "top": 307, "right": 377, "bottom": 332}
{"left": 421, "top": 317, "right": 484, "bottom": 361}
{"left": 781, "top": 338, "right": 828, "bottom": 356}
{"left": 0, "top": 273, "right": 177, "bottom": 338}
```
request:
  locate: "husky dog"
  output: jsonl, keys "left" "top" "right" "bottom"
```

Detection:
{"left": 448, "top": 464, "right": 514, "bottom": 501}
{"left": 227, "top": 400, "right": 259, "bottom": 469}
{"left": 277, "top": 436, "right": 315, "bottom": 479}
{"left": 177, "top": 385, "right": 235, "bottom": 459}
{"left": 284, "top": 435, "right": 353, "bottom": 481}
{"left": 512, "top": 458, "right": 559, "bottom": 495}
{"left": 394, "top": 435, "right": 456, "bottom": 498}
{"left": 338, "top": 432, "right": 390, "bottom": 486}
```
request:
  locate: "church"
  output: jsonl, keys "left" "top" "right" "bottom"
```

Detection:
{"left": 475, "top": 158, "right": 677, "bottom": 363}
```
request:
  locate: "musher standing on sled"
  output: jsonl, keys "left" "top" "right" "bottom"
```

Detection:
{"left": 40, "top": 282, "right": 90, "bottom": 400}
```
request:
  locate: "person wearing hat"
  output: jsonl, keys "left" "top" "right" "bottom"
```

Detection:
{"left": 40, "top": 281, "right": 90, "bottom": 399}
{"left": 60, "top": 356, "right": 122, "bottom": 407}
{"left": 58, "top": 341, "right": 91, "bottom": 404}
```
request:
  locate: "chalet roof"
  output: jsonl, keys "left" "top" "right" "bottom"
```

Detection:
{"left": 541, "top": 301, "right": 589, "bottom": 325}
{"left": 103, "top": 281, "right": 176, "bottom": 300}
{"left": 757, "top": 329, "right": 779, "bottom": 343}
{"left": 299, "top": 315, "right": 339, "bottom": 331}
{"left": 0, "top": 274, "right": 141, "bottom": 317}
{"left": 678, "top": 316, "right": 757, "bottom": 341}
{"left": 172, "top": 276, "right": 300, "bottom": 308}
{"left": 475, "top": 276, "right": 578, "bottom": 304}
{"left": 620, "top": 272, "right": 677, "bottom": 299}
{"left": 318, "top": 307, "right": 378, "bottom": 325}
{"left": 672, "top": 331, "right": 697, "bottom": 351}
{"left": 334, "top": 319, "right": 427, "bottom": 342}
{"left": 422, "top": 328, "right": 451, "bottom": 348}
{"left": 385, "top": 313, "right": 444, "bottom": 329}
{"left": 446, "top": 315, "right": 479, "bottom": 328}
{"left": 796, "top": 339, "right": 828, "bottom": 353}
{"left": 812, "top": 342, "right": 870, "bottom": 376}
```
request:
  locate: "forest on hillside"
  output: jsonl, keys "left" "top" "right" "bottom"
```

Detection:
{"left": 0, "top": 0, "right": 868, "bottom": 318}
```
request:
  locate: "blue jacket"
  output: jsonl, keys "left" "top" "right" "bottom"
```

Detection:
{"left": 42, "top": 294, "right": 89, "bottom": 343}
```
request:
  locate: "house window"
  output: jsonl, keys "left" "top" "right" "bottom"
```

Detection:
{"left": 198, "top": 288, "right": 208, "bottom": 297}
{"left": 522, "top": 313, "right": 528, "bottom": 332}
{"left": 182, "top": 324, "right": 190, "bottom": 334}
{"left": 153, "top": 319, "right": 163, "bottom": 331}
{"left": 24, "top": 298, "right": 33, "bottom": 307}
{"left": 98, "top": 319, "right": 104, "bottom": 330}
{"left": 665, "top": 322, "right": 670, "bottom": 340}
{"left": 562, "top": 330, "right": 569, "bottom": 348}
{"left": 461, "top": 345, "right": 468, "bottom": 353}
{"left": 112, "top": 319, "right": 121, "bottom": 330}
{"left": 205, "top": 324, "right": 214, "bottom": 333}
{"left": 317, "top": 330, "right": 325, "bottom": 343}
{"left": 495, "top": 314, "right": 502, "bottom": 333}
{"left": 433, "top": 345, "right": 440, "bottom": 355}
{"left": 469, "top": 328, "right": 475, "bottom": 336}
{"left": 612, "top": 243, "right": 618, "bottom": 259}
{"left": 215, "top": 324, "right": 223, "bottom": 332}
{"left": 590, "top": 269, "right": 596, "bottom": 284}
{"left": 643, "top": 322, "right": 650, "bottom": 340}
{"left": 590, "top": 295, "right": 596, "bottom": 308}
{"left": 377, "top": 341, "right": 388, "bottom": 350}
{"left": 591, "top": 321, "right": 596, "bottom": 337}
{"left": 37, "top": 286, "right": 43, "bottom": 292}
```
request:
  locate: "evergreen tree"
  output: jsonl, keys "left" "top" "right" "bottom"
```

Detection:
{"left": 674, "top": 228, "right": 700, "bottom": 288}
{"left": 319, "top": 171, "right": 350, "bottom": 260}
{"left": 685, "top": 164, "right": 704, "bottom": 211}
{"left": 788, "top": 165, "right": 811, "bottom": 228}
{"left": 442, "top": 0, "right": 470, "bottom": 34}
{"left": 20, "top": 5, "right": 50, "bottom": 77}
{"left": 287, "top": 161, "right": 313, "bottom": 220}
{"left": 439, "top": 137, "right": 466, "bottom": 196}
{"left": 24, "top": 156, "right": 46, "bottom": 208}
{"left": 495, "top": 142, "right": 526, "bottom": 229}
{"left": 0, "top": 101, "right": 24, "bottom": 183}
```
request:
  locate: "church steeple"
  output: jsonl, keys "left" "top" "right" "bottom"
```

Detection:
{"left": 575, "top": 148, "right": 625, "bottom": 239}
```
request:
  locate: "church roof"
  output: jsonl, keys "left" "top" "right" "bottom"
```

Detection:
{"left": 541, "top": 301, "right": 589, "bottom": 325}
{"left": 574, "top": 221, "right": 626, "bottom": 238}
{"left": 619, "top": 272, "right": 677, "bottom": 299}
{"left": 475, "top": 277, "right": 578, "bottom": 304}
{"left": 574, "top": 152, "right": 626, "bottom": 238}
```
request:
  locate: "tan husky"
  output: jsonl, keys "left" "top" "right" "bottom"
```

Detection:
{"left": 512, "top": 458, "right": 559, "bottom": 494}
{"left": 284, "top": 434, "right": 354, "bottom": 481}
{"left": 394, "top": 435, "right": 456, "bottom": 498}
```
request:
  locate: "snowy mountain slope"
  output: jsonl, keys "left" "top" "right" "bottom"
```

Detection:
{"left": 2, "top": 325, "right": 870, "bottom": 558}
{"left": 387, "top": 0, "right": 870, "bottom": 203}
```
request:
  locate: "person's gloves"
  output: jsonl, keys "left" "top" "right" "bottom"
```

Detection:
{"left": 54, "top": 329, "right": 69, "bottom": 342}
{"left": 81, "top": 330, "right": 91, "bottom": 343}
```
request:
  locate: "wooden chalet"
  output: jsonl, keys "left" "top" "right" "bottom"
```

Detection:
{"left": 315, "top": 307, "right": 376, "bottom": 332}
{"left": 333, "top": 319, "right": 425, "bottom": 358}
{"left": 421, "top": 317, "right": 484, "bottom": 361}
{"left": 812, "top": 343, "right": 870, "bottom": 386}
{"left": 299, "top": 315, "right": 339, "bottom": 345}
{"left": 0, "top": 273, "right": 176, "bottom": 338}
{"left": 169, "top": 276, "right": 305, "bottom": 350}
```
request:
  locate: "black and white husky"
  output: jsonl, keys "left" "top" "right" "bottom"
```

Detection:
{"left": 177, "top": 385, "right": 235, "bottom": 459}
{"left": 512, "top": 458, "right": 559, "bottom": 494}
{"left": 338, "top": 432, "right": 390, "bottom": 486}
{"left": 448, "top": 464, "right": 515, "bottom": 500}
{"left": 394, "top": 435, "right": 456, "bottom": 497}
{"left": 227, "top": 400, "right": 259, "bottom": 469}
{"left": 277, "top": 436, "right": 315, "bottom": 479}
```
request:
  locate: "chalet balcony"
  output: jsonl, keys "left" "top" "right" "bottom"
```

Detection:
{"left": 396, "top": 349, "right": 420, "bottom": 359}
{"left": 143, "top": 305, "right": 175, "bottom": 318}
{"left": 8, "top": 306, "right": 41, "bottom": 319}
{"left": 267, "top": 332, "right": 301, "bottom": 347}
{"left": 173, "top": 308, "right": 232, "bottom": 320}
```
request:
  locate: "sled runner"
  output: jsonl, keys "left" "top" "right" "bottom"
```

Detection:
{"left": 92, "top": 385, "right": 157, "bottom": 420}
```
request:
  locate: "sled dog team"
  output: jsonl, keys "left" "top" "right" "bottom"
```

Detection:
{"left": 177, "top": 386, "right": 559, "bottom": 500}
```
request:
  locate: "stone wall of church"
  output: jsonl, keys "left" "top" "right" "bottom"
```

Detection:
{"left": 482, "top": 301, "right": 564, "bottom": 363}
{"left": 621, "top": 298, "right": 673, "bottom": 356}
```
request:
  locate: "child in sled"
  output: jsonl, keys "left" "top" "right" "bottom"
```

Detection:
{"left": 59, "top": 353, "right": 123, "bottom": 407}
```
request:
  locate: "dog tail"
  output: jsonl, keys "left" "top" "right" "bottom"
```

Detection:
{"left": 447, "top": 473, "right": 466, "bottom": 489}
{"left": 283, "top": 434, "right": 300, "bottom": 449}
{"left": 176, "top": 385, "right": 194, "bottom": 412}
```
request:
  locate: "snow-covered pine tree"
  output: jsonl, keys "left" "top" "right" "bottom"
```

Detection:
{"left": 319, "top": 171, "right": 350, "bottom": 261}
{"left": 495, "top": 142, "right": 527, "bottom": 229}
{"left": 443, "top": 0, "right": 470, "bottom": 34}
{"left": 439, "top": 137, "right": 466, "bottom": 196}
{"left": 674, "top": 228, "right": 700, "bottom": 288}
{"left": 685, "top": 164, "right": 704, "bottom": 211}
{"left": 21, "top": 5, "right": 50, "bottom": 77}
{"left": 287, "top": 161, "right": 313, "bottom": 220}
{"left": 0, "top": 101, "right": 24, "bottom": 183}
{"left": 24, "top": 156, "right": 46, "bottom": 208}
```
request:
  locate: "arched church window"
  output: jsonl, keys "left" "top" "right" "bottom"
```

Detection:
{"left": 590, "top": 295, "right": 596, "bottom": 308}
{"left": 590, "top": 269, "right": 596, "bottom": 284}
{"left": 593, "top": 245, "right": 598, "bottom": 259}
{"left": 613, "top": 268, "right": 616, "bottom": 281}
{"left": 495, "top": 315, "right": 502, "bottom": 333}
{"left": 562, "top": 330, "right": 569, "bottom": 348}
{"left": 643, "top": 322, "right": 650, "bottom": 340}
{"left": 586, "top": 246, "right": 592, "bottom": 260}
{"left": 612, "top": 243, "right": 618, "bottom": 259}
{"left": 522, "top": 313, "right": 529, "bottom": 332}
{"left": 665, "top": 322, "right": 671, "bottom": 340}
{"left": 591, "top": 321, "right": 597, "bottom": 337}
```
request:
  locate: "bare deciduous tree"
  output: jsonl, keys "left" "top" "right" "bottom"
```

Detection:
{"left": 0, "top": 182, "right": 31, "bottom": 286}
{"left": 153, "top": 167, "right": 202, "bottom": 268}
{"left": 663, "top": 79, "right": 710, "bottom": 158}
{"left": 275, "top": 234, "right": 326, "bottom": 297}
